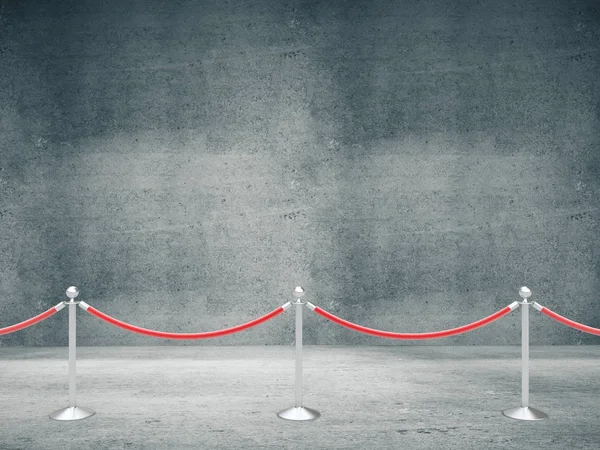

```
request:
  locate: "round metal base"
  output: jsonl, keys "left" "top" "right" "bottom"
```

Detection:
{"left": 50, "top": 406, "right": 95, "bottom": 421}
{"left": 277, "top": 406, "right": 320, "bottom": 421}
{"left": 502, "top": 406, "right": 548, "bottom": 421}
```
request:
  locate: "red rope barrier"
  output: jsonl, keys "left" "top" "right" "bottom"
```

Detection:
{"left": 0, "top": 302, "right": 66, "bottom": 336}
{"left": 79, "top": 301, "right": 290, "bottom": 340}
{"left": 536, "top": 304, "right": 600, "bottom": 336}
{"left": 307, "top": 302, "right": 518, "bottom": 340}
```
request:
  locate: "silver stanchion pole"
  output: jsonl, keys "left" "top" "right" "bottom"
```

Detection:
{"left": 50, "top": 286, "right": 95, "bottom": 421}
{"left": 277, "top": 286, "right": 320, "bottom": 421}
{"left": 502, "top": 286, "right": 547, "bottom": 421}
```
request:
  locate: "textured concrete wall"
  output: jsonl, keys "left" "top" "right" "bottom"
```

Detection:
{"left": 1, "top": 0, "right": 598, "bottom": 346}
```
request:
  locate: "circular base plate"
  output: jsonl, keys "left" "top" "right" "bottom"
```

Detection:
{"left": 50, "top": 406, "right": 95, "bottom": 421}
{"left": 277, "top": 406, "right": 320, "bottom": 421}
{"left": 502, "top": 406, "right": 548, "bottom": 421}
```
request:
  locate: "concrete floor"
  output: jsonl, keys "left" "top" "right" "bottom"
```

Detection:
{"left": 0, "top": 346, "right": 599, "bottom": 449}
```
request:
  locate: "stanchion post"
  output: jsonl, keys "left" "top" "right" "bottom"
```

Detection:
{"left": 502, "top": 286, "right": 548, "bottom": 421}
{"left": 277, "top": 286, "right": 320, "bottom": 421}
{"left": 50, "top": 286, "right": 95, "bottom": 421}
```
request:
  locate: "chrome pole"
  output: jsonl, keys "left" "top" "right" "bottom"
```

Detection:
{"left": 295, "top": 292, "right": 303, "bottom": 408}
{"left": 50, "top": 286, "right": 95, "bottom": 421}
{"left": 68, "top": 298, "right": 76, "bottom": 407}
{"left": 502, "top": 286, "right": 548, "bottom": 421}
{"left": 277, "top": 286, "right": 320, "bottom": 421}
{"left": 521, "top": 295, "right": 529, "bottom": 409}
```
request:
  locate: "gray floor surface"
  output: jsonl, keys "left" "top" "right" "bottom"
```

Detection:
{"left": 0, "top": 346, "right": 599, "bottom": 449}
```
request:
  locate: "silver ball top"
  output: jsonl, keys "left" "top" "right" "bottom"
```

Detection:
{"left": 293, "top": 286, "right": 305, "bottom": 298}
{"left": 519, "top": 286, "right": 532, "bottom": 299}
{"left": 66, "top": 286, "right": 79, "bottom": 299}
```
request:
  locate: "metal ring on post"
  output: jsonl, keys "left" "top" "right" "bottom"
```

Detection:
{"left": 277, "top": 286, "right": 320, "bottom": 421}
{"left": 50, "top": 286, "right": 95, "bottom": 421}
{"left": 502, "top": 286, "right": 547, "bottom": 421}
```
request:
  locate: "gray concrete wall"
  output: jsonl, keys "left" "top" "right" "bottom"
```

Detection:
{"left": 1, "top": 0, "right": 598, "bottom": 346}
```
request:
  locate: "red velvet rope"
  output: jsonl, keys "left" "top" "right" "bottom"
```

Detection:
{"left": 539, "top": 306, "right": 600, "bottom": 336}
{"left": 83, "top": 304, "right": 286, "bottom": 339}
{"left": 311, "top": 304, "right": 514, "bottom": 340}
{"left": 0, "top": 305, "right": 61, "bottom": 336}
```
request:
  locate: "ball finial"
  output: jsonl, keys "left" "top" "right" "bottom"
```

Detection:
{"left": 66, "top": 286, "right": 79, "bottom": 300}
{"left": 293, "top": 286, "right": 305, "bottom": 298}
{"left": 519, "top": 286, "right": 532, "bottom": 299}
